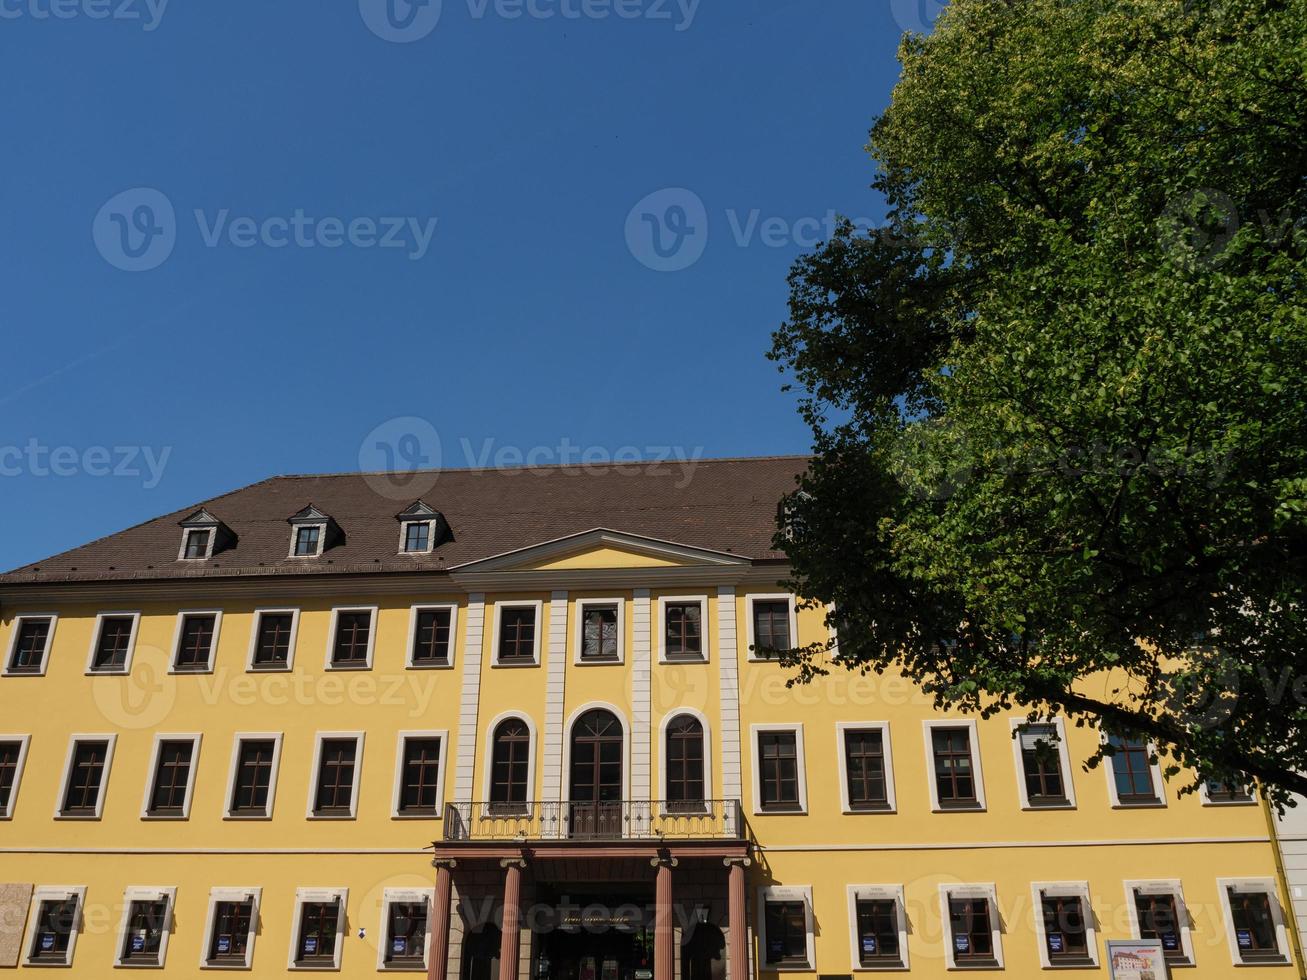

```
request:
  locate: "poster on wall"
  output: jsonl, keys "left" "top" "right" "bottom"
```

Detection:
{"left": 1106, "top": 940, "right": 1169, "bottom": 980}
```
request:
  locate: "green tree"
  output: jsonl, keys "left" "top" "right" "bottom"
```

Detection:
{"left": 770, "top": 0, "right": 1307, "bottom": 802}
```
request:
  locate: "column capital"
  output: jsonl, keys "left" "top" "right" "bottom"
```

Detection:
{"left": 432, "top": 857, "right": 458, "bottom": 870}
{"left": 499, "top": 857, "right": 528, "bottom": 870}
{"left": 723, "top": 856, "right": 752, "bottom": 869}
{"left": 650, "top": 856, "right": 680, "bottom": 869}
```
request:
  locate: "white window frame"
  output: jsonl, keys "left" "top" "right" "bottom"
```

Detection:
{"left": 307, "top": 732, "right": 365, "bottom": 819}
{"left": 836, "top": 721, "right": 897, "bottom": 814}
{"left": 54, "top": 733, "right": 117, "bottom": 820}
{"left": 287, "top": 887, "right": 349, "bottom": 971}
{"left": 113, "top": 885, "right": 178, "bottom": 968}
{"left": 223, "top": 732, "right": 284, "bottom": 820}
{"left": 1199, "top": 776, "right": 1257, "bottom": 806}
{"left": 0, "top": 733, "right": 32, "bottom": 819}
{"left": 490, "top": 599, "right": 544, "bottom": 667}
{"left": 140, "top": 733, "right": 203, "bottom": 819}
{"left": 1104, "top": 735, "right": 1167, "bottom": 808}
{"left": 481, "top": 712, "right": 538, "bottom": 807}
{"left": 324, "top": 606, "right": 378, "bottom": 671}
{"left": 846, "top": 884, "right": 908, "bottom": 971}
{"left": 1217, "top": 877, "right": 1291, "bottom": 966}
{"left": 22, "top": 885, "right": 87, "bottom": 967}
{"left": 376, "top": 888, "right": 435, "bottom": 972}
{"left": 405, "top": 602, "right": 458, "bottom": 669}
{"left": 749, "top": 723, "right": 807, "bottom": 815}
{"left": 657, "top": 594, "right": 710, "bottom": 663}
{"left": 574, "top": 597, "right": 625, "bottom": 665}
{"left": 939, "top": 882, "right": 1005, "bottom": 970}
{"left": 1009, "top": 716, "right": 1077, "bottom": 810}
{"left": 398, "top": 519, "right": 437, "bottom": 555}
{"left": 922, "top": 719, "right": 987, "bottom": 812}
{"left": 245, "top": 608, "right": 300, "bottom": 672}
{"left": 3, "top": 613, "right": 58, "bottom": 676}
{"left": 1124, "top": 879, "right": 1195, "bottom": 964}
{"left": 658, "top": 708, "right": 714, "bottom": 805}
{"left": 289, "top": 522, "right": 327, "bottom": 558}
{"left": 199, "top": 886, "right": 261, "bottom": 970}
{"left": 169, "top": 609, "right": 223, "bottom": 674}
{"left": 1031, "top": 881, "right": 1099, "bottom": 969}
{"left": 178, "top": 526, "right": 217, "bottom": 561}
{"left": 391, "top": 730, "right": 449, "bottom": 819}
{"left": 744, "top": 593, "right": 798, "bottom": 661}
{"left": 561, "top": 702, "right": 632, "bottom": 805}
{"left": 84, "top": 611, "right": 141, "bottom": 675}
{"left": 757, "top": 885, "right": 815, "bottom": 971}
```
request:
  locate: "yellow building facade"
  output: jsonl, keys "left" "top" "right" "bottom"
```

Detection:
{"left": 0, "top": 458, "right": 1298, "bottom": 977}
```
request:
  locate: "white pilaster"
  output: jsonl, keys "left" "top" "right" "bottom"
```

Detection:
{"left": 542, "top": 590, "right": 569, "bottom": 802}
{"left": 632, "top": 588, "right": 652, "bottom": 800}
{"left": 717, "top": 586, "right": 743, "bottom": 804}
{"left": 453, "top": 593, "right": 486, "bottom": 803}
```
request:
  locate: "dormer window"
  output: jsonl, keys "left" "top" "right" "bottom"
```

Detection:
{"left": 294, "top": 526, "right": 323, "bottom": 557}
{"left": 396, "top": 501, "right": 446, "bottom": 555}
{"left": 177, "top": 508, "right": 230, "bottom": 561}
{"left": 287, "top": 505, "right": 337, "bottom": 559}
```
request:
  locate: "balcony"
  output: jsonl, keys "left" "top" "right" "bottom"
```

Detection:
{"left": 442, "top": 800, "right": 744, "bottom": 842}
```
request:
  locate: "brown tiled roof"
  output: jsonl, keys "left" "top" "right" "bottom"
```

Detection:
{"left": 0, "top": 456, "right": 807, "bottom": 585}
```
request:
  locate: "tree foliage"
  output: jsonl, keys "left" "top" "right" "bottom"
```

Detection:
{"left": 770, "top": 0, "right": 1307, "bottom": 801}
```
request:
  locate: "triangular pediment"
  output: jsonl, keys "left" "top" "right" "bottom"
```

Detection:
{"left": 397, "top": 500, "right": 440, "bottom": 520}
{"left": 450, "top": 529, "right": 749, "bottom": 572}
{"left": 288, "top": 504, "right": 331, "bottom": 524}
{"left": 179, "top": 508, "right": 221, "bottom": 528}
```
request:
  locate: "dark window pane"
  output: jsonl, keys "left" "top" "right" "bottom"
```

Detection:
{"left": 252, "top": 613, "right": 293, "bottom": 667}
{"left": 183, "top": 529, "right": 211, "bottom": 559}
{"left": 294, "top": 525, "right": 321, "bottom": 556}
{"left": 61, "top": 741, "right": 109, "bottom": 815}
{"left": 121, "top": 899, "right": 168, "bottom": 963}
{"left": 666, "top": 715, "right": 705, "bottom": 806}
{"left": 296, "top": 900, "right": 340, "bottom": 964}
{"left": 665, "top": 603, "right": 703, "bottom": 659}
{"left": 0, "top": 741, "right": 21, "bottom": 811}
{"left": 1020, "top": 725, "right": 1067, "bottom": 804}
{"left": 385, "top": 902, "right": 428, "bottom": 964}
{"left": 490, "top": 721, "right": 531, "bottom": 808}
{"left": 8, "top": 618, "right": 51, "bottom": 673}
{"left": 148, "top": 740, "right": 194, "bottom": 815}
{"left": 404, "top": 522, "right": 430, "bottom": 553}
{"left": 208, "top": 901, "right": 253, "bottom": 963}
{"left": 1228, "top": 889, "right": 1281, "bottom": 961}
{"left": 30, "top": 898, "right": 77, "bottom": 962}
{"left": 763, "top": 901, "right": 807, "bottom": 965}
{"left": 758, "top": 731, "right": 800, "bottom": 810}
{"left": 91, "top": 616, "right": 134, "bottom": 671}
{"left": 1205, "top": 777, "right": 1254, "bottom": 803}
{"left": 399, "top": 738, "right": 442, "bottom": 814}
{"left": 498, "top": 607, "right": 536, "bottom": 663}
{"left": 1041, "top": 894, "right": 1089, "bottom": 961}
{"left": 331, "top": 611, "right": 372, "bottom": 666}
{"left": 313, "top": 739, "right": 358, "bottom": 815}
{"left": 581, "top": 605, "right": 619, "bottom": 661}
{"left": 1110, "top": 736, "right": 1159, "bottom": 804}
{"left": 230, "top": 740, "right": 276, "bottom": 814}
{"left": 412, "top": 608, "right": 452, "bottom": 665}
{"left": 949, "top": 898, "right": 995, "bottom": 962}
{"left": 932, "top": 728, "right": 977, "bottom": 806}
{"left": 855, "top": 899, "right": 900, "bottom": 964}
{"left": 1135, "top": 891, "right": 1186, "bottom": 961}
{"left": 174, "top": 614, "right": 216, "bottom": 671}
{"left": 844, "top": 729, "right": 888, "bottom": 809}
{"left": 752, "top": 600, "right": 791, "bottom": 656}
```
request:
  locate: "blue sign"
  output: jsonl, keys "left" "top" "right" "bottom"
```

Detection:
{"left": 1237, "top": 929, "right": 1253, "bottom": 950}
{"left": 131, "top": 934, "right": 146, "bottom": 953}
{"left": 216, "top": 936, "right": 231, "bottom": 955}
{"left": 1048, "top": 933, "right": 1064, "bottom": 953}
{"left": 304, "top": 937, "right": 318, "bottom": 955}
{"left": 393, "top": 937, "right": 407, "bottom": 955}
{"left": 862, "top": 935, "right": 877, "bottom": 955}
{"left": 40, "top": 934, "right": 55, "bottom": 952}
{"left": 1161, "top": 932, "right": 1179, "bottom": 951}
{"left": 954, "top": 934, "right": 970, "bottom": 953}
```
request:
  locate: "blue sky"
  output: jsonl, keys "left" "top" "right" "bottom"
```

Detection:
{"left": 0, "top": 0, "right": 930, "bottom": 570}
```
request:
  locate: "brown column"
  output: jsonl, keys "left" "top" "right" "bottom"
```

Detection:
{"left": 652, "top": 855, "right": 678, "bottom": 980}
{"left": 498, "top": 859, "right": 526, "bottom": 980}
{"left": 428, "top": 859, "right": 456, "bottom": 980}
{"left": 725, "top": 857, "right": 752, "bottom": 980}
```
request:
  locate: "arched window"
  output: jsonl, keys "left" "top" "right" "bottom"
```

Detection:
{"left": 665, "top": 714, "right": 705, "bottom": 809}
{"left": 490, "top": 719, "right": 531, "bottom": 811}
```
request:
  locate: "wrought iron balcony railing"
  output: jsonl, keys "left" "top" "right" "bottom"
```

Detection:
{"left": 442, "top": 800, "right": 744, "bottom": 842}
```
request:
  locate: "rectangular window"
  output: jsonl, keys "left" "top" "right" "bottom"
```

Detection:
{"left": 931, "top": 727, "right": 978, "bottom": 808}
{"left": 855, "top": 899, "right": 901, "bottom": 966}
{"left": 752, "top": 599, "right": 791, "bottom": 657}
{"left": 398, "top": 737, "right": 443, "bottom": 815}
{"left": 411, "top": 607, "right": 452, "bottom": 666}
{"left": 580, "top": 604, "right": 619, "bottom": 661}
{"left": 384, "top": 901, "right": 428, "bottom": 967}
{"left": 28, "top": 896, "right": 79, "bottom": 965}
{"left": 1020, "top": 724, "right": 1068, "bottom": 806}
{"left": 60, "top": 738, "right": 112, "bottom": 817}
{"left": 843, "top": 728, "right": 889, "bottom": 811}
{"left": 330, "top": 610, "right": 373, "bottom": 668}
{"left": 90, "top": 615, "right": 136, "bottom": 672}
{"left": 120, "top": 898, "right": 169, "bottom": 965}
{"left": 1109, "top": 735, "right": 1160, "bottom": 804}
{"left": 229, "top": 738, "right": 278, "bottom": 816}
{"left": 1205, "top": 777, "right": 1255, "bottom": 804}
{"left": 763, "top": 901, "right": 809, "bottom": 966}
{"left": 207, "top": 900, "right": 254, "bottom": 965}
{"left": 403, "top": 522, "right": 430, "bottom": 553}
{"left": 251, "top": 611, "right": 295, "bottom": 669}
{"left": 1041, "top": 894, "right": 1090, "bottom": 963}
{"left": 313, "top": 737, "right": 359, "bottom": 816}
{"left": 182, "top": 528, "right": 211, "bottom": 559}
{"left": 664, "top": 601, "right": 703, "bottom": 660}
{"left": 0, "top": 739, "right": 28, "bottom": 817}
{"left": 1134, "top": 890, "right": 1187, "bottom": 961}
{"left": 948, "top": 897, "right": 996, "bottom": 965}
{"left": 7, "top": 617, "right": 53, "bottom": 674}
{"left": 497, "top": 606, "right": 537, "bottom": 663}
{"left": 173, "top": 613, "right": 216, "bottom": 672}
{"left": 147, "top": 739, "right": 196, "bottom": 816}
{"left": 1226, "top": 886, "right": 1285, "bottom": 963}
{"left": 294, "top": 899, "right": 342, "bottom": 967}
{"left": 758, "top": 730, "right": 800, "bottom": 812}
{"left": 293, "top": 525, "right": 321, "bottom": 556}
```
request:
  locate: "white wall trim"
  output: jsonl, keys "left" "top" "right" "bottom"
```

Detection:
{"left": 245, "top": 607, "right": 300, "bottom": 672}
{"left": 1104, "top": 735, "right": 1167, "bottom": 808}
{"left": 3, "top": 613, "right": 58, "bottom": 676}
{"left": 481, "top": 712, "right": 538, "bottom": 805}
{"left": 222, "top": 732, "right": 283, "bottom": 820}
{"left": 657, "top": 708, "right": 714, "bottom": 803}
{"left": 22, "top": 884, "right": 87, "bottom": 967}
{"left": 0, "top": 733, "right": 32, "bottom": 819}
{"left": 743, "top": 592, "right": 797, "bottom": 661}
{"left": 452, "top": 594, "right": 486, "bottom": 802}
{"left": 140, "top": 733, "right": 203, "bottom": 820}
{"left": 306, "top": 732, "right": 365, "bottom": 819}
{"left": 574, "top": 596, "right": 625, "bottom": 664}
{"left": 287, "top": 886, "right": 349, "bottom": 971}
{"left": 1009, "top": 716, "right": 1076, "bottom": 810}
{"left": 289, "top": 522, "right": 327, "bottom": 558}
{"left": 757, "top": 884, "right": 815, "bottom": 971}
{"left": 323, "top": 606, "right": 378, "bottom": 671}
{"left": 113, "top": 885, "right": 178, "bottom": 968}
{"left": 749, "top": 723, "right": 808, "bottom": 815}
{"left": 939, "top": 882, "right": 1004, "bottom": 969}
{"left": 1123, "top": 879, "right": 1194, "bottom": 964}
{"left": 1030, "top": 880, "right": 1099, "bottom": 968}
{"left": 54, "top": 733, "right": 117, "bottom": 820}
{"left": 1199, "top": 777, "right": 1257, "bottom": 806}
{"left": 922, "top": 719, "right": 987, "bottom": 812}
{"left": 376, "top": 888, "right": 435, "bottom": 971}
{"left": 1216, "top": 876, "right": 1292, "bottom": 966}
{"left": 845, "top": 883, "right": 908, "bottom": 971}
{"left": 715, "top": 586, "right": 743, "bottom": 811}
{"left": 405, "top": 602, "right": 458, "bottom": 669}
{"left": 541, "top": 590, "right": 569, "bottom": 802}
{"left": 561, "top": 701, "right": 631, "bottom": 804}
{"left": 489, "top": 598, "right": 544, "bottom": 667}
{"left": 168, "top": 610, "right": 223, "bottom": 674}
{"left": 199, "top": 886, "right": 262, "bottom": 969}
{"left": 657, "top": 594, "right": 710, "bottom": 662}
{"left": 84, "top": 610, "right": 141, "bottom": 675}
{"left": 392, "top": 729, "right": 449, "bottom": 819}
{"left": 835, "top": 721, "right": 896, "bottom": 814}
{"left": 398, "top": 519, "right": 438, "bottom": 555}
